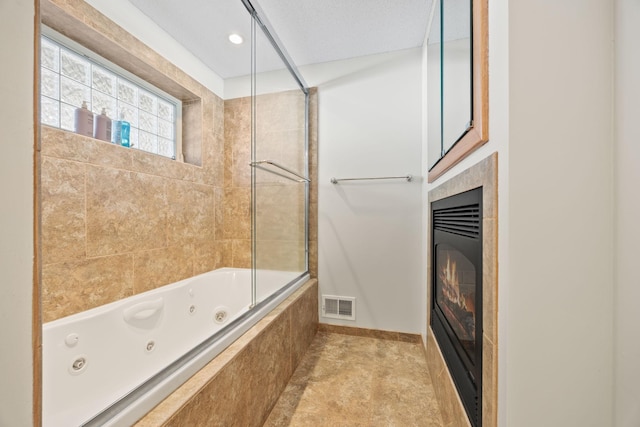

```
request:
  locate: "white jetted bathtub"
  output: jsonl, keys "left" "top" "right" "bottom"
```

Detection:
{"left": 43, "top": 267, "right": 307, "bottom": 426}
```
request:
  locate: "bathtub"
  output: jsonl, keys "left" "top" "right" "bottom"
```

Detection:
{"left": 42, "top": 267, "right": 308, "bottom": 427}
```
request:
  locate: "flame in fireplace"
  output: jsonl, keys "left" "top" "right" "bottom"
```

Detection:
{"left": 438, "top": 252, "right": 476, "bottom": 340}
{"left": 439, "top": 254, "right": 465, "bottom": 309}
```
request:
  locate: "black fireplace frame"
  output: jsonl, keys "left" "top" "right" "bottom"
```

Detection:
{"left": 431, "top": 187, "right": 483, "bottom": 426}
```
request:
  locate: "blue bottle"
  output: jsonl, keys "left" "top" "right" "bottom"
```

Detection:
{"left": 111, "top": 119, "right": 131, "bottom": 147}
{"left": 120, "top": 121, "right": 130, "bottom": 147}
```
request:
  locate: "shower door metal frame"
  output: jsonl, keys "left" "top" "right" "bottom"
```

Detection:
{"left": 244, "top": 0, "right": 310, "bottom": 309}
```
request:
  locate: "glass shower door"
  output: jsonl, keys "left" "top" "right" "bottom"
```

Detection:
{"left": 249, "top": 10, "right": 309, "bottom": 305}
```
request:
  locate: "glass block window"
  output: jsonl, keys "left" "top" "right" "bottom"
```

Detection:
{"left": 40, "top": 31, "right": 180, "bottom": 160}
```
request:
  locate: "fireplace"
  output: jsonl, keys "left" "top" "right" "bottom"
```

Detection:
{"left": 431, "top": 187, "right": 483, "bottom": 426}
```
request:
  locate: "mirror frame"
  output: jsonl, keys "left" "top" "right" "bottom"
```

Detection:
{"left": 428, "top": 0, "right": 488, "bottom": 183}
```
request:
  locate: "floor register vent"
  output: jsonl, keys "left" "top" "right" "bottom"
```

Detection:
{"left": 322, "top": 295, "right": 356, "bottom": 320}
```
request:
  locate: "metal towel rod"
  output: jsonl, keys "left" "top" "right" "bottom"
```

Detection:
{"left": 330, "top": 174, "right": 413, "bottom": 184}
{"left": 249, "top": 160, "right": 310, "bottom": 183}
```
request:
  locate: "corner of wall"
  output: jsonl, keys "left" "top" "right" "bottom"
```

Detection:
{"left": 0, "top": 0, "right": 36, "bottom": 424}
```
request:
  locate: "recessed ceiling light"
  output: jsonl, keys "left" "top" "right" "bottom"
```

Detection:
{"left": 228, "top": 33, "right": 244, "bottom": 45}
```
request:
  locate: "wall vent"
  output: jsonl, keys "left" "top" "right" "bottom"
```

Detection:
{"left": 322, "top": 295, "right": 356, "bottom": 320}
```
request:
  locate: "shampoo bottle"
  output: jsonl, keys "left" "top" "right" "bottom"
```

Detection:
{"left": 74, "top": 101, "right": 93, "bottom": 137}
{"left": 93, "top": 108, "right": 112, "bottom": 142}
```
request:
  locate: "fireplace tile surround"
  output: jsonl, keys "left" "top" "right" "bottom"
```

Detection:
{"left": 427, "top": 153, "right": 498, "bottom": 427}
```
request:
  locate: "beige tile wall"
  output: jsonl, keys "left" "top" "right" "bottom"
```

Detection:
{"left": 219, "top": 96, "right": 251, "bottom": 268}
{"left": 40, "top": 0, "right": 228, "bottom": 323}
{"left": 222, "top": 91, "right": 312, "bottom": 272}
{"left": 40, "top": 124, "right": 224, "bottom": 322}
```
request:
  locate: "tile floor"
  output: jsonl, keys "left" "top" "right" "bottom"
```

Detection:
{"left": 264, "top": 331, "right": 445, "bottom": 426}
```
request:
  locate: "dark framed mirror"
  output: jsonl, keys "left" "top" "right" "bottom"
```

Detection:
{"left": 427, "top": 0, "right": 488, "bottom": 183}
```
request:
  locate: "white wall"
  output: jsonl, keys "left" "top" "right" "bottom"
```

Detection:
{"left": 225, "top": 67, "right": 300, "bottom": 99}
{"left": 507, "top": 1, "right": 614, "bottom": 426}
{"left": 315, "top": 49, "right": 425, "bottom": 334}
{"left": 0, "top": 0, "right": 36, "bottom": 425}
{"left": 614, "top": 0, "right": 640, "bottom": 425}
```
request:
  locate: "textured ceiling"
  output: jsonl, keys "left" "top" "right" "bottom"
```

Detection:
{"left": 257, "top": 0, "right": 431, "bottom": 67}
{"left": 128, "top": 0, "right": 432, "bottom": 79}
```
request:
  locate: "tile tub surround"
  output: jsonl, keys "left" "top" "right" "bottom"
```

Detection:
{"left": 40, "top": 126, "right": 225, "bottom": 322}
{"left": 427, "top": 152, "right": 498, "bottom": 427}
{"left": 40, "top": 115, "right": 322, "bottom": 318}
{"left": 39, "top": 0, "right": 320, "bottom": 322}
{"left": 40, "top": 0, "right": 226, "bottom": 322}
{"left": 133, "top": 279, "right": 318, "bottom": 426}
{"left": 222, "top": 89, "right": 317, "bottom": 274}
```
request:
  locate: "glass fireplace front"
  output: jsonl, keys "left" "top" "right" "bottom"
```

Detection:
{"left": 431, "top": 187, "right": 483, "bottom": 426}
{"left": 436, "top": 244, "right": 477, "bottom": 363}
